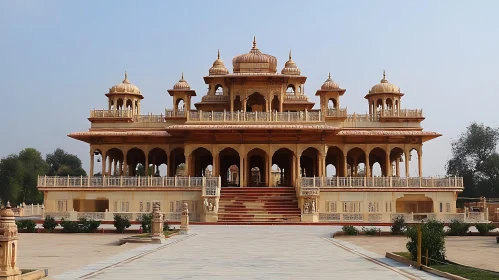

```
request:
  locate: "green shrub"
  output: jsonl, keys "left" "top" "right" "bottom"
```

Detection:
{"left": 114, "top": 214, "right": 131, "bottom": 233}
{"left": 406, "top": 220, "right": 446, "bottom": 265}
{"left": 362, "top": 226, "right": 380, "bottom": 236}
{"left": 342, "top": 225, "right": 359, "bottom": 235}
{"left": 475, "top": 223, "right": 496, "bottom": 235}
{"left": 163, "top": 220, "right": 169, "bottom": 232}
{"left": 60, "top": 217, "right": 101, "bottom": 233}
{"left": 447, "top": 220, "right": 471, "bottom": 236}
{"left": 391, "top": 215, "right": 407, "bottom": 235}
{"left": 43, "top": 216, "right": 58, "bottom": 232}
{"left": 15, "top": 220, "right": 37, "bottom": 232}
{"left": 137, "top": 214, "right": 152, "bottom": 233}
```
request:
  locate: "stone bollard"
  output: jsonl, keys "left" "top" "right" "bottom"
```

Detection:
{"left": 0, "top": 202, "right": 21, "bottom": 280}
{"left": 151, "top": 203, "right": 164, "bottom": 241}
{"left": 180, "top": 202, "right": 189, "bottom": 234}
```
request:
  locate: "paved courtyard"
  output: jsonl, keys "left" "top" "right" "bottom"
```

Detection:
{"left": 46, "top": 226, "right": 441, "bottom": 280}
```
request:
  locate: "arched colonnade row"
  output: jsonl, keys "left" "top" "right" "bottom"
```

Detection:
{"left": 90, "top": 144, "right": 423, "bottom": 187}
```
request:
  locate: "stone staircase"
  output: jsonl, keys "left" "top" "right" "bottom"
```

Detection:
{"left": 217, "top": 187, "right": 302, "bottom": 224}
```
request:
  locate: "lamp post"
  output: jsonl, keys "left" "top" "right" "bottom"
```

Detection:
{"left": 415, "top": 218, "right": 428, "bottom": 270}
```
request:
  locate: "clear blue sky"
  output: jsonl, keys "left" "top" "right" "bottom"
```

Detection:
{"left": 1, "top": 0, "right": 498, "bottom": 176}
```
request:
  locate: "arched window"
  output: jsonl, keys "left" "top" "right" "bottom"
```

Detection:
{"left": 286, "top": 85, "right": 295, "bottom": 95}
{"left": 215, "top": 85, "right": 224, "bottom": 96}
{"left": 176, "top": 99, "right": 185, "bottom": 112}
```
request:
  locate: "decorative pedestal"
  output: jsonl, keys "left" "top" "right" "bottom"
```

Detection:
{"left": 301, "top": 213, "right": 319, "bottom": 222}
{"left": 0, "top": 202, "right": 21, "bottom": 280}
{"left": 180, "top": 203, "right": 190, "bottom": 235}
{"left": 151, "top": 204, "right": 165, "bottom": 243}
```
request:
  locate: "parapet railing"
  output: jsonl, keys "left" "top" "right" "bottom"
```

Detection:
{"left": 299, "top": 176, "right": 464, "bottom": 188}
{"left": 90, "top": 109, "right": 133, "bottom": 118}
{"left": 37, "top": 176, "right": 221, "bottom": 189}
{"left": 201, "top": 95, "right": 230, "bottom": 102}
{"left": 187, "top": 110, "right": 324, "bottom": 122}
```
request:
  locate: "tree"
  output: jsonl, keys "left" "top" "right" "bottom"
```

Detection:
{"left": 0, "top": 148, "right": 48, "bottom": 205}
{"left": 446, "top": 122, "right": 499, "bottom": 197}
{"left": 46, "top": 148, "right": 86, "bottom": 176}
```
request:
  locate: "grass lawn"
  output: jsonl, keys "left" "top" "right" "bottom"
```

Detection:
{"left": 393, "top": 252, "right": 499, "bottom": 280}
{"left": 132, "top": 229, "right": 179, "bottom": 238}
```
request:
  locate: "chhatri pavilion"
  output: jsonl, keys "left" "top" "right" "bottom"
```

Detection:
{"left": 37, "top": 38, "right": 470, "bottom": 223}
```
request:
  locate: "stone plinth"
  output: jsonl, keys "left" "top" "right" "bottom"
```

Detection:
{"left": 301, "top": 213, "right": 318, "bottom": 222}
{"left": 151, "top": 203, "right": 165, "bottom": 241}
{"left": 180, "top": 203, "right": 189, "bottom": 234}
{"left": 0, "top": 202, "right": 21, "bottom": 280}
{"left": 201, "top": 213, "right": 218, "bottom": 222}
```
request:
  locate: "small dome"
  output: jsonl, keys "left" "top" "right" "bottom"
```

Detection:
{"left": 369, "top": 71, "right": 400, "bottom": 94}
{"left": 281, "top": 50, "right": 301, "bottom": 75}
{"left": 232, "top": 37, "right": 277, "bottom": 73}
{"left": 321, "top": 73, "right": 340, "bottom": 90}
{"left": 109, "top": 71, "right": 142, "bottom": 95}
{"left": 209, "top": 50, "right": 229, "bottom": 75}
{"left": 173, "top": 73, "right": 191, "bottom": 90}
{"left": 0, "top": 202, "right": 15, "bottom": 218}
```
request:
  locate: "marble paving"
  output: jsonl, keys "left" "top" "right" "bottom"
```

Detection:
{"left": 54, "top": 226, "right": 442, "bottom": 280}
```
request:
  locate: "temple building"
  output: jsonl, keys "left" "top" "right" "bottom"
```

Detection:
{"left": 38, "top": 38, "right": 476, "bottom": 224}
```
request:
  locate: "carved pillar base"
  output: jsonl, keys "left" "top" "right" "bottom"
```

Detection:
{"left": 301, "top": 213, "right": 319, "bottom": 222}
{"left": 201, "top": 212, "right": 218, "bottom": 222}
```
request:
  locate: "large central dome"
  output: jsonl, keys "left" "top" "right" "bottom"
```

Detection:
{"left": 232, "top": 37, "right": 277, "bottom": 73}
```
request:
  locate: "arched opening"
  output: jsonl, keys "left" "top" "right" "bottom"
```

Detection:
{"left": 135, "top": 163, "right": 145, "bottom": 176}
{"left": 386, "top": 98, "right": 393, "bottom": 110}
{"left": 286, "top": 84, "right": 295, "bottom": 95}
{"left": 234, "top": 95, "right": 242, "bottom": 111}
{"left": 169, "top": 148, "right": 185, "bottom": 176}
{"left": 148, "top": 148, "right": 168, "bottom": 177}
{"left": 247, "top": 148, "right": 268, "bottom": 187}
{"left": 135, "top": 100, "right": 139, "bottom": 114}
{"left": 328, "top": 98, "right": 337, "bottom": 109}
{"left": 246, "top": 92, "right": 266, "bottom": 112}
{"left": 126, "top": 148, "right": 146, "bottom": 176}
{"left": 395, "top": 99, "right": 399, "bottom": 111}
{"left": 191, "top": 147, "right": 213, "bottom": 177}
{"left": 369, "top": 147, "right": 386, "bottom": 176}
{"left": 92, "top": 149, "right": 104, "bottom": 176}
{"left": 376, "top": 99, "right": 383, "bottom": 112}
{"left": 117, "top": 99, "right": 124, "bottom": 110}
{"left": 390, "top": 147, "right": 405, "bottom": 177}
{"left": 106, "top": 148, "right": 124, "bottom": 176}
{"left": 272, "top": 148, "right": 294, "bottom": 186}
{"left": 298, "top": 85, "right": 302, "bottom": 93}
{"left": 271, "top": 95, "right": 280, "bottom": 112}
{"left": 300, "top": 147, "right": 320, "bottom": 177}
{"left": 219, "top": 148, "right": 240, "bottom": 187}
{"left": 396, "top": 194, "right": 433, "bottom": 213}
{"left": 408, "top": 148, "right": 419, "bottom": 177}
{"left": 109, "top": 100, "right": 115, "bottom": 110}
{"left": 126, "top": 99, "right": 133, "bottom": 110}
{"left": 326, "top": 146, "right": 344, "bottom": 177}
{"left": 271, "top": 164, "right": 281, "bottom": 186}
{"left": 214, "top": 84, "right": 224, "bottom": 95}
{"left": 346, "top": 147, "right": 366, "bottom": 177}
{"left": 176, "top": 99, "right": 185, "bottom": 113}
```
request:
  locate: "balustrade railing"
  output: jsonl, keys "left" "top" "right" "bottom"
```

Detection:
{"left": 325, "top": 108, "right": 348, "bottom": 117}
{"left": 285, "top": 95, "right": 309, "bottom": 101}
{"left": 302, "top": 176, "right": 463, "bottom": 188}
{"left": 187, "top": 110, "right": 324, "bottom": 123}
{"left": 381, "top": 109, "right": 423, "bottom": 118}
{"left": 165, "top": 109, "right": 186, "bottom": 118}
{"left": 133, "top": 114, "right": 165, "bottom": 123}
{"left": 38, "top": 176, "right": 220, "bottom": 188}
{"left": 201, "top": 95, "right": 230, "bottom": 102}
{"left": 90, "top": 109, "right": 133, "bottom": 118}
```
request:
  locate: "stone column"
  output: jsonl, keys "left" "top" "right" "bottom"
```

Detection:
{"left": 243, "top": 98, "right": 247, "bottom": 112}
{"left": 404, "top": 152, "right": 410, "bottom": 177}
{"left": 0, "top": 202, "right": 21, "bottom": 279}
{"left": 213, "top": 154, "right": 219, "bottom": 177}
{"left": 395, "top": 157, "right": 400, "bottom": 177}
{"left": 113, "top": 161, "right": 118, "bottom": 176}
{"left": 90, "top": 152, "right": 94, "bottom": 177}
{"left": 180, "top": 202, "right": 190, "bottom": 234}
{"left": 230, "top": 97, "right": 234, "bottom": 112}
{"left": 239, "top": 156, "right": 245, "bottom": 187}
{"left": 352, "top": 156, "right": 358, "bottom": 176}
{"left": 343, "top": 156, "right": 348, "bottom": 177}
{"left": 101, "top": 154, "right": 107, "bottom": 177}
{"left": 385, "top": 152, "right": 391, "bottom": 177}
{"left": 145, "top": 153, "right": 149, "bottom": 177}
{"left": 418, "top": 151, "right": 423, "bottom": 178}
{"left": 123, "top": 156, "right": 128, "bottom": 176}
{"left": 107, "top": 160, "right": 112, "bottom": 176}
{"left": 365, "top": 154, "right": 371, "bottom": 177}
{"left": 151, "top": 203, "right": 165, "bottom": 243}
{"left": 167, "top": 155, "right": 171, "bottom": 177}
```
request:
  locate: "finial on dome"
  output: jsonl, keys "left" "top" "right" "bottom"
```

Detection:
{"left": 328, "top": 72, "right": 331, "bottom": 79}
{"left": 217, "top": 49, "right": 220, "bottom": 59}
{"left": 125, "top": 70, "right": 128, "bottom": 80}
{"left": 289, "top": 50, "right": 292, "bottom": 60}
{"left": 383, "top": 69, "right": 386, "bottom": 79}
{"left": 253, "top": 36, "right": 257, "bottom": 49}
{"left": 181, "top": 72, "right": 184, "bottom": 80}
{"left": 123, "top": 70, "right": 130, "bottom": 83}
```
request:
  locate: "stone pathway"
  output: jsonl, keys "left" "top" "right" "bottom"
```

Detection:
{"left": 53, "top": 226, "right": 442, "bottom": 279}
